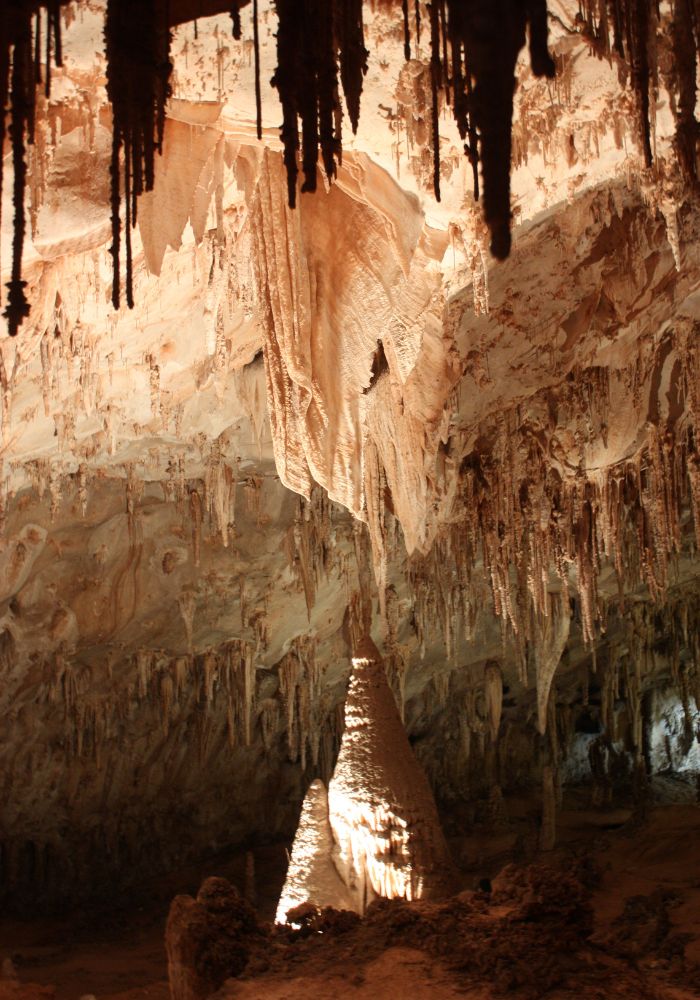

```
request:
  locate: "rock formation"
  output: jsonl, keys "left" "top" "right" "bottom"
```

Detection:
{"left": 277, "top": 637, "right": 454, "bottom": 921}
{"left": 327, "top": 637, "right": 455, "bottom": 910}
{"left": 166, "top": 876, "right": 261, "bottom": 1000}
{"left": 275, "top": 777, "right": 355, "bottom": 922}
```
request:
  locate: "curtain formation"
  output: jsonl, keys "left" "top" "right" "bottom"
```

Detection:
{"left": 1, "top": 1, "right": 699, "bottom": 333}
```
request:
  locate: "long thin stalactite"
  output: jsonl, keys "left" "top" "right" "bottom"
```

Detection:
{"left": 1, "top": 1, "right": 63, "bottom": 337}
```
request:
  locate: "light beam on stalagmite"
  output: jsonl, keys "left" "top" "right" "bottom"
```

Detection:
{"left": 275, "top": 777, "right": 354, "bottom": 923}
{"left": 329, "top": 637, "right": 455, "bottom": 910}
{"left": 277, "top": 637, "right": 454, "bottom": 922}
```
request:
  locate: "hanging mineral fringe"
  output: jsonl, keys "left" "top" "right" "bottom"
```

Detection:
{"left": 670, "top": 0, "right": 699, "bottom": 186}
{"left": 404, "top": 0, "right": 555, "bottom": 258}
{"left": 272, "top": 0, "right": 367, "bottom": 207}
{"left": 338, "top": 0, "right": 367, "bottom": 132}
{"left": 230, "top": 2, "right": 243, "bottom": 39}
{"left": 402, "top": 0, "right": 411, "bottom": 61}
{"left": 4, "top": 0, "right": 700, "bottom": 339}
{"left": 4, "top": 12, "right": 33, "bottom": 336}
{"left": 252, "top": 0, "right": 262, "bottom": 139}
{"left": 104, "top": 0, "right": 173, "bottom": 310}
{"left": 1, "top": 1, "right": 63, "bottom": 337}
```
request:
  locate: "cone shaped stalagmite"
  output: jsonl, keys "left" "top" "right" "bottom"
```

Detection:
{"left": 327, "top": 637, "right": 455, "bottom": 911}
{"left": 278, "top": 636, "right": 453, "bottom": 920}
{"left": 275, "top": 778, "right": 355, "bottom": 923}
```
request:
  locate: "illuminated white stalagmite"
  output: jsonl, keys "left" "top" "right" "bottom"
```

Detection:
{"left": 275, "top": 778, "right": 354, "bottom": 923}
{"left": 326, "top": 637, "right": 454, "bottom": 913}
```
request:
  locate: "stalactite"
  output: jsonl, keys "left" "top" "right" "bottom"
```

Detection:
{"left": 258, "top": 697, "right": 279, "bottom": 752}
{"left": 177, "top": 589, "right": 196, "bottom": 652}
{"left": 278, "top": 634, "right": 320, "bottom": 765}
{"left": 5, "top": 0, "right": 700, "bottom": 342}
{"left": 535, "top": 600, "right": 571, "bottom": 736}
{"left": 240, "top": 642, "right": 255, "bottom": 745}
{"left": 284, "top": 489, "right": 334, "bottom": 618}
{"left": 279, "top": 647, "right": 301, "bottom": 762}
{"left": 147, "top": 353, "right": 162, "bottom": 426}
{"left": 205, "top": 444, "right": 235, "bottom": 547}
{"left": 271, "top": 0, "right": 367, "bottom": 207}
{"left": 104, "top": 0, "right": 172, "bottom": 310}
{"left": 242, "top": 474, "right": 264, "bottom": 527}
{"left": 407, "top": 344, "right": 700, "bottom": 653}
{"left": 190, "top": 488, "right": 202, "bottom": 567}
{"left": 77, "top": 463, "right": 88, "bottom": 517}
{"left": 399, "top": 0, "right": 555, "bottom": 256}
{"left": 3, "top": 9, "right": 35, "bottom": 336}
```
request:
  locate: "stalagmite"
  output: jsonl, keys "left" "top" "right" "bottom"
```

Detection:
{"left": 325, "top": 637, "right": 454, "bottom": 913}
{"left": 276, "top": 637, "right": 455, "bottom": 923}
{"left": 275, "top": 778, "right": 354, "bottom": 923}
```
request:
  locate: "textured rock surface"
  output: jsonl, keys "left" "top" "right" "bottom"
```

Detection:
{"left": 275, "top": 778, "right": 354, "bottom": 922}
{"left": 165, "top": 876, "right": 260, "bottom": 1000}
{"left": 277, "top": 638, "right": 454, "bottom": 920}
{"left": 327, "top": 637, "right": 455, "bottom": 910}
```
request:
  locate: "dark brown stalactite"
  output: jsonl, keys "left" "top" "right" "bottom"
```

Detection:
{"left": 109, "top": 125, "right": 121, "bottom": 310}
{"left": 526, "top": 0, "right": 556, "bottom": 77}
{"left": 422, "top": 1, "right": 554, "bottom": 259}
{"left": 300, "top": 1, "right": 321, "bottom": 193}
{"left": 626, "top": 0, "right": 653, "bottom": 167}
{"left": 7, "top": 0, "right": 700, "bottom": 338}
{"left": 45, "top": 5, "right": 52, "bottom": 97}
{"left": 336, "top": 0, "right": 367, "bottom": 133}
{"left": 4, "top": 10, "right": 34, "bottom": 337}
{"left": 124, "top": 133, "right": 134, "bottom": 310}
{"left": 271, "top": 0, "right": 300, "bottom": 206}
{"left": 0, "top": 1, "right": 65, "bottom": 336}
{"left": 402, "top": 0, "right": 411, "bottom": 61}
{"left": 50, "top": 0, "right": 62, "bottom": 65}
{"left": 439, "top": 0, "right": 449, "bottom": 105}
{"left": 230, "top": 3, "right": 242, "bottom": 39}
{"left": 429, "top": 0, "right": 442, "bottom": 202}
{"left": 609, "top": 0, "right": 625, "bottom": 57}
{"left": 43, "top": 0, "right": 62, "bottom": 100}
{"left": 317, "top": 0, "right": 339, "bottom": 182}
{"left": 272, "top": 0, "right": 367, "bottom": 207}
{"left": 104, "top": 0, "right": 173, "bottom": 309}
{"left": 672, "top": 0, "right": 699, "bottom": 186}
{"left": 583, "top": 0, "right": 654, "bottom": 167}
{"left": 34, "top": 11, "right": 42, "bottom": 88}
{"left": 253, "top": 0, "right": 262, "bottom": 140}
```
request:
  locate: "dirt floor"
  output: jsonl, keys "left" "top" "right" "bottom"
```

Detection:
{"left": 1, "top": 805, "right": 699, "bottom": 1000}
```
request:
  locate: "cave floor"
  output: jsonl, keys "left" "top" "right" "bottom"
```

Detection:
{"left": 1, "top": 805, "right": 699, "bottom": 1000}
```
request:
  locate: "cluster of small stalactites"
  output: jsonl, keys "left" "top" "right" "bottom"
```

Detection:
{"left": 402, "top": 332, "right": 700, "bottom": 673}
{"left": 38, "top": 637, "right": 261, "bottom": 762}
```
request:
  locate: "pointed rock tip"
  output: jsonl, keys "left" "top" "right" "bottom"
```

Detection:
{"left": 352, "top": 635, "right": 382, "bottom": 664}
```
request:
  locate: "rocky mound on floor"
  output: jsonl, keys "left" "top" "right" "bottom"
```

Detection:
{"left": 168, "top": 857, "right": 700, "bottom": 1000}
